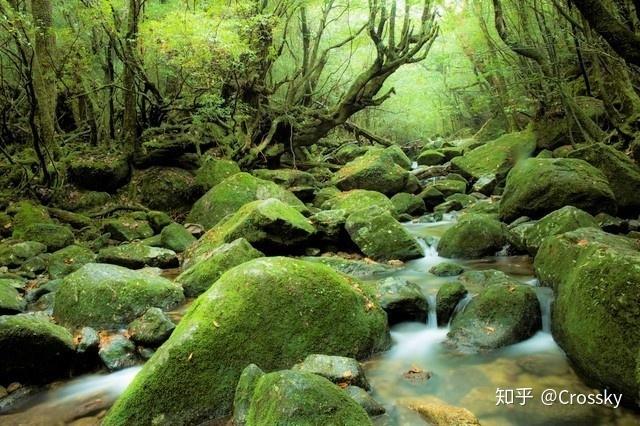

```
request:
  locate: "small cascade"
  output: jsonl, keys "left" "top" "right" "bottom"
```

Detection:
{"left": 426, "top": 294, "right": 437, "bottom": 329}
{"left": 536, "top": 287, "right": 554, "bottom": 333}
{"left": 448, "top": 293, "right": 473, "bottom": 327}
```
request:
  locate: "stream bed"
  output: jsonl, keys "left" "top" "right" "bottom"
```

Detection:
{"left": 2, "top": 219, "right": 639, "bottom": 425}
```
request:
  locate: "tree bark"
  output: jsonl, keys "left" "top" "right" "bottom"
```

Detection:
{"left": 123, "top": 0, "right": 141, "bottom": 154}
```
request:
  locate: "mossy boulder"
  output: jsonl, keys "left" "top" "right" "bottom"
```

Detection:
{"left": 451, "top": 130, "right": 536, "bottom": 181}
{"left": 309, "top": 209, "right": 350, "bottom": 244}
{"left": 437, "top": 214, "right": 510, "bottom": 259}
{"left": 391, "top": 193, "right": 426, "bottom": 216}
{"left": 345, "top": 206, "right": 424, "bottom": 261}
{"left": 13, "top": 223, "right": 74, "bottom": 252}
{"left": 245, "top": 370, "right": 372, "bottom": 426}
{"left": 233, "top": 364, "right": 265, "bottom": 426}
{"left": 0, "top": 241, "right": 47, "bottom": 267}
{"left": 97, "top": 243, "right": 179, "bottom": 269}
{"left": 160, "top": 223, "right": 196, "bottom": 252}
{"left": 422, "top": 179, "right": 466, "bottom": 197}
{"left": 188, "top": 173, "right": 307, "bottom": 230}
{"left": 48, "top": 245, "right": 96, "bottom": 279}
{"left": 0, "top": 280, "right": 26, "bottom": 314}
{"left": 178, "top": 238, "right": 264, "bottom": 297}
{"left": 334, "top": 144, "right": 370, "bottom": 164}
{"left": 252, "top": 168, "right": 318, "bottom": 193}
{"left": 99, "top": 334, "right": 138, "bottom": 371}
{"left": 0, "top": 313, "right": 75, "bottom": 384}
{"left": 101, "top": 216, "right": 154, "bottom": 242}
{"left": 534, "top": 228, "right": 640, "bottom": 401}
{"left": 312, "top": 186, "right": 341, "bottom": 208}
{"left": 333, "top": 149, "right": 412, "bottom": 195}
{"left": 430, "top": 262, "right": 464, "bottom": 277}
{"left": 419, "top": 186, "right": 446, "bottom": 209}
{"left": 8, "top": 201, "right": 52, "bottom": 233}
{"left": 292, "top": 354, "right": 369, "bottom": 389}
{"left": 54, "top": 263, "right": 184, "bottom": 329}
{"left": 417, "top": 149, "right": 447, "bottom": 166}
{"left": 345, "top": 386, "right": 386, "bottom": 417}
{"left": 302, "top": 256, "right": 395, "bottom": 278}
{"left": 499, "top": 158, "right": 617, "bottom": 222}
{"left": 135, "top": 167, "right": 201, "bottom": 212}
{"left": 568, "top": 143, "right": 640, "bottom": 215}
{"left": 68, "top": 153, "right": 131, "bottom": 192}
{"left": 102, "top": 257, "right": 389, "bottom": 425}
{"left": 321, "top": 190, "right": 395, "bottom": 216}
{"left": 185, "top": 199, "right": 314, "bottom": 257}
{"left": 195, "top": 156, "right": 241, "bottom": 191}
{"left": 375, "top": 277, "right": 427, "bottom": 325}
{"left": 457, "top": 269, "right": 520, "bottom": 293}
{"left": 522, "top": 206, "right": 598, "bottom": 255}
{"left": 128, "top": 307, "right": 176, "bottom": 347}
{"left": 381, "top": 145, "right": 413, "bottom": 169}
{"left": 436, "top": 282, "right": 467, "bottom": 326}
{"left": 448, "top": 283, "right": 541, "bottom": 352}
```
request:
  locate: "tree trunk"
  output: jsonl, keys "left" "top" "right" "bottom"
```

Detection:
{"left": 123, "top": 0, "right": 140, "bottom": 154}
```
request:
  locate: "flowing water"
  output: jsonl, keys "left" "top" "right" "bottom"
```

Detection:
{"left": 3, "top": 219, "right": 640, "bottom": 425}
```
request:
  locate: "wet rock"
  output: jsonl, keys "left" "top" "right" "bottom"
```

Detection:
{"left": 76, "top": 327, "right": 99, "bottom": 354}
{"left": 346, "top": 206, "right": 424, "bottom": 261}
{"left": 436, "top": 282, "right": 467, "bottom": 326}
{"left": 534, "top": 227, "right": 640, "bottom": 401}
{"left": 188, "top": 172, "right": 306, "bottom": 230}
{"left": 437, "top": 214, "right": 510, "bottom": 259}
{"left": 244, "top": 371, "right": 372, "bottom": 425}
{"left": 0, "top": 280, "right": 26, "bottom": 314}
{"left": 293, "top": 354, "right": 370, "bottom": 389}
{"left": 457, "top": 269, "right": 521, "bottom": 292}
{"left": 421, "top": 179, "right": 466, "bottom": 197}
{"left": 594, "top": 212, "right": 628, "bottom": 234}
{"left": 499, "top": 158, "right": 617, "bottom": 222}
{"left": 302, "top": 256, "right": 395, "bottom": 278}
{"left": 159, "top": 223, "right": 195, "bottom": 252}
{"left": 135, "top": 167, "right": 201, "bottom": 212}
{"left": 375, "top": 277, "right": 427, "bottom": 325}
{"left": 417, "top": 149, "right": 447, "bottom": 166}
{"left": 345, "top": 385, "right": 386, "bottom": 416}
{"left": 252, "top": 168, "right": 318, "bottom": 200}
{"left": 0, "top": 313, "right": 75, "bottom": 384}
{"left": 54, "top": 263, "right": 184, "bottom": 329}
{"left": 13, "top": 223, "right": 74, "bottom": 252}
{"left": 146, "top": 210, "right": 172, "bottom": 233}
{"left": 101, "top": 216, "right": 154, "bottom": 242}
{"left": 448, "top": 283, "right": 541, "bottom": 352}
{"left": 521, "top": 206, "right": 598, "bottom": 255}
{"left": 185, "top": 198, "right": 314, "bottom": 256}
{"left": 195, "top": 156, "right": 240, "bottom": 191}
{"left": 568, "top": 142, "right": 640, "bottom": 215}
{"left": 128, "top": 307, "right": 175, "bottom": 347}
{"left": 309, "top": 209, "right": 350, "bottom": 244}
{"left": 430, "top": 262, "right": 464, "bottom": 277}
{"left": 97, "top": 243, "right": 179, "bottom": 269}
{"left": 68, "top": 154, "right": 130, "bottom": 192}
{"left": 233, "top": 364, "right": 265, "bottom": 426}
{"left": 402, "top": 396, "right": 481, "bottom": 425}
{"left": 333, "top": 149, "right": 413, "bottom": 196}
{"left": 179, "top": 238, "right": 263, "bottom": 297}
{"left": 391, "top": 193, "right": 426, "bottom": 216}
{"left": 451, "top": 130, "right": 536, "bottom": 182}
{"left": 48, "top": 245, "right": 96, "bottom": 279}
{"left": 103, "top": 257, "right": 389, "bottom": 425}
{"left": 322, "top": 189, "right": 395, "bottom": 216}
{"left": 99, "top": 334, "right": 138, "bottom": 371}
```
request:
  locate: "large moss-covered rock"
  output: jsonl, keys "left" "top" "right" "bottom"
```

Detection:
{"left": 436, "top": 282, "right": 467, "bottom": 326}
{"left": 188, "top": 173, "right": 306, "bottom": 230}
{"left": 101, "top": 216, "right": 154, "bottom": 242}
{"left": 534, "top": 228, "right": 640, "bottom": 401}
{"left": 302, "top": 256, "right": 395, "bottom": 278}
{"left": 48, "top": 244, "right": 96, "bottom": 279}
{"left": 345, "top": 206, "right": 424, "bottom": 261}
{"left": 160, "top": 222, "right": 196, "bottom": 252}
{"left": 333, "top": 149, "right": 412, "bottom": 195}
{"left": 0, "top": 280, "right": 26, "bottom": 314}
{"left": 375, "top": 277, "right": 427, "bottom": 325}
{"left": 135, "top": 167, "right": 201, "bottom": 212}
{"left": 195, "top": 156, "right": 240, "bottom": 191}
{"left": 422, "top": 179, "right": 467, "bottom": 198}
{"left": 499, "top": 158, "right": 616, "bottom": 222}
{"left": 292, "top": 354, "right": 369, "bottom": 389}
{"left": 103, "top": 257, "right": 389, "bottom": 425}
{"left": 185, "top": 199, "right": 314, "bottom": 257}
{"left": 437, "top": 214, "right": 510, "bottom": 259}
{"left": 451, "top": 130, "right": 536, "bottom": 181}
{"left": 309, "top": 209, "right": 350, "bottom": 244}
{"left": 68, "top": 153, "right": 131, "bottom": 192}
{"left": 448, "top": 283, "right": 541, "bottom": 352}
{"left": 13, "top": 223, "right": 74, "bottom": 252}
{"left": 54, "top": 263, "right": 184, "bottom": 329}
{"left": 417, "top": 149, "right": 447, "bottom": 166}
{"left": 568, "top": 143, "right": 640, "bottom": 215}
{"left": 178, "top": 238, "right": 264, "bottom": 296}
{"left": 0, "top": 241, "right": 47, "bottom": 267}
{"left": 522, "top": 206, "right": 597, "bottom": 255}
{"left": 321, "top": 190, "right": 395, "bottom": 216}
{"left": 0, "top": 313, "right": 75, "bottom": 384}
{"left": 252, "top": 169, "right": 318, "bottom": 191}
{"left": 97, "top": 243, "right": 179, "bottom": 269}
{"left": 391, "top": 193, "right": 426, "bottom": 216}
{"left": 245, "top": 370, "right": 372, "bottom": 426}
{"left": 8, "top": 201, "right": 52, "bottom": 233}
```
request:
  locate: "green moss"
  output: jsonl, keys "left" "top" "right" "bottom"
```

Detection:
{"left": 0, "top": 280, "right": 26, "bottom": 314}
{"left": 422, "top": 179, "right": 466, "bottom": 197}
{"left": 437, "top": 214, "right": 509, "bottom": 259}
{"left": 48, "top": 245, "right": 96, "bottom": 279}
{"left": 54, "top": 263, "right": 184, "bottom": 329}
{"left": 391, "top": 193, "right": 426, "bottom": 216}
{"left": 430, "top": 262, "right": 464, "bottom": 277}
{"left": 436, "top": 282, "right": 467, "bottom": 326}
{"left": 68, "top": 153, "right": 130, "bottom": 192}
{"left": 136, "top": 167, "right": 201, "bottom": 212}
{"left": 97, "top": 243, "right": 179, "bottom": 269}
{"left": 178, "top": 238, "right": 264, "bottom": 297}
{"left": 301, "top": 256, "right": 395, "bottom": 278}
{"left": 233, "top": 364, "right": 265, "bottom": 425}
{"left": 375, "top": 277, "right": 427, "bottom": 325}
{"left": 101, "top": 216, "right": 154, "bottom": 242}
{"left": 534, "top": 228, "right": 640, "bottom": 400}
{"left": 128, "top": 307, "right": 176, "bottom": 347}
{"left": 13, "top": 223, "right": 74, "bottom": 252}
{"left": 103, "top": 257, "right": 389, "bottom": 425}
{"left": 345, "top": 206, "right": 424, "bottom": 261}
{"left": 160, "top": 223, "right": 196, "bottom": 252}
{"left": 332, "top": 149, "right": 411, "bottom": 195}
{"left": 188, "top": 173, "right": 307, "bottom": 230}
{"left": 246, "top": 370, "right": 372, "bottom": 426}
{"left": 417, "top": 149, "right": 447, "bottom": 166}
{"left": 522, "top": 206, "right": 597, "bottom": 255}
{"left": 195, "top": 156, "right": 241, "bottom": 191}
{"left": 252, "top": 169, "right": 318, "bottom": 189}
{"left": 499, "top": 158, "right": 616, "bottom": 222}
{"left": 321, "top": 190, "right": 395, "bottom": 216}
{"left": 8, "top": 201, "right": 52, "bottom": 233}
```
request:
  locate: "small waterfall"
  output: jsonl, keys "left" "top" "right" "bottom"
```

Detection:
{"left": 536, "top": 287, "right": 554, "bottom": 333}
{"left": 426, "top": 294, "right": 437, "bottom": 329}
{"left": 448, "top": 293, "right": 473, "bottom": 327}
